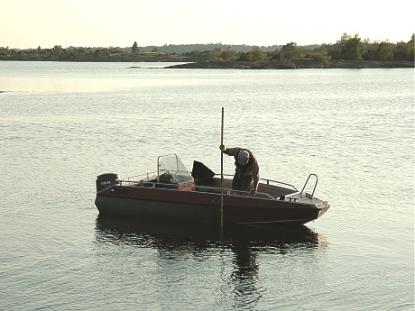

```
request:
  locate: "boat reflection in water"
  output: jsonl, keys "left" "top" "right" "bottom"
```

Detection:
{"left": 95, "top": 215, "right": 327, "bottom": 309}
{"left": 95, "top": 215, "right": 323, "bottom": 251}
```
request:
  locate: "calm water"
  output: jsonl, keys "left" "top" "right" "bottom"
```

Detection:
{"left": 0, "top": 61, "right": 413, "bottom": 310}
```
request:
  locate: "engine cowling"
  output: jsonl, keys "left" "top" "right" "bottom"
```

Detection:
{"left": 96, "top": 173, "right": 120, "bottom": 193}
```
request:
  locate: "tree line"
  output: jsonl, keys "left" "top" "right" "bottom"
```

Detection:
{"left": 201, "top": 33, "right": 414, "bottom": 65}
{"left": 0, "top": 34, "right": 413, "bottom": 67}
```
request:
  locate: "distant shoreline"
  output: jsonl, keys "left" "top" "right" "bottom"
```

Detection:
{"left": 0, "top": 59, "right": 413, "bottom": 69}
{"left": 2, "top": 33, "right": 413, "bottom": 69}
{"left": 166, "top": 60, "right": 414, "bottom": 69}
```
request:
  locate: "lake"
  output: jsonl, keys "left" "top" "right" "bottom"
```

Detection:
{"left": 0, "top": 61, "right": 413, "bottom": 310}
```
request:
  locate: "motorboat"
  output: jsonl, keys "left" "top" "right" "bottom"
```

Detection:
{"left": 95, "top": 154, "right": 330, "bottom": 226}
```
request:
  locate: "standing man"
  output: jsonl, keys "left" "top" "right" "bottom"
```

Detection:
{"left": 220, "top": 145, "right": 260, "bottom": 194}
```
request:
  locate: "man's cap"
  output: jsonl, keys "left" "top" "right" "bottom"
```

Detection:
{"left": 237, "top": 150, "right": 250, "bottom": 166}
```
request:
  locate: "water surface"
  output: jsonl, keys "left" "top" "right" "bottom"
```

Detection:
{"left": 0, "top": 61, "right": 413, "bottom": 310}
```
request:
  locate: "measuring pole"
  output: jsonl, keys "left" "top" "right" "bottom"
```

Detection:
{"left": 220, "top": 107, "right": 224, "bottom": 237}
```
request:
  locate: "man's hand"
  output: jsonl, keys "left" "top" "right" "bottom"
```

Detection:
{"left": 219, "top": 144, "right": 225, "bottom": 151}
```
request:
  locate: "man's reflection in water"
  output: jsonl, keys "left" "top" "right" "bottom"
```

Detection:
{"left": 230, "top": 241, "right": 261, "bottom": 310}
{"left": 227, "top": 226, "right": 322, "bottom": 310}
{"left": 95, "top": 216, "right": 323, "bottom": 309}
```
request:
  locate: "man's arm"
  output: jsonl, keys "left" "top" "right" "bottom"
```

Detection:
{"left": 251, "top": 175, "right": 259, "bottom": 194}
{"left": 222, "top": 147, "right": 241, "bottom": 157}
{"left": 251, "top": 159, "right": 260, "bottom": 194}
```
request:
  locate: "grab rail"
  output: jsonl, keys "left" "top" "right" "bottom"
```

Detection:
{"left": 214, "top": 174, "right": 298, "bottom": 192}
{"left": 126, "top": 171, "right": 158, "bottom": 181}
{"left": 196, "top": 184, "right": 278, "bottom": 200}
{"left": 260, "top": 178, "right": 298, "bottom": 192}
{"left": 299, "top": 174, "right": 318, "bottom": 198}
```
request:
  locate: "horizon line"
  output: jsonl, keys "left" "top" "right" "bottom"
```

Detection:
{"left": 2, "top": 33, "right": 414, "bottom": 50}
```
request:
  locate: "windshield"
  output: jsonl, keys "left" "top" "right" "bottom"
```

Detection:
{"left": 157, "top": 154, "right": 193, "bottom": 184}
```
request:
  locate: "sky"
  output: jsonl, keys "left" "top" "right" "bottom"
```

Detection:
{"left": 1, "top": 0, "right": 414, "bottom": 48}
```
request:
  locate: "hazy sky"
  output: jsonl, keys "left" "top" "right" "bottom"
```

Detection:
{"left": 1, "top": 0, "right": 414, "bottom": 48}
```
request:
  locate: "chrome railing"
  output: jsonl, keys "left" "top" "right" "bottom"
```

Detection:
{"left": 299, "top": 174, "right": 318, "bottom": 199}
{"left": 194, "top": 184, "right": 278, "bottom": 200}
{"left": 119, "top": 179, "right": 178, "bottom": 189}
{"left": 213, "top": 173, "right": 298, "bottom": 192}
{"left": 125, "top": 171, "right": 158, "bottom": 182}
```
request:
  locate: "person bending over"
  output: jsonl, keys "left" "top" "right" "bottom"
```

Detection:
{"left": 220, "top": 146, "right": 259, "bottom": 194}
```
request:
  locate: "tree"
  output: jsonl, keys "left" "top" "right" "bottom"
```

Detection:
{"left": 362, "top": 42, "right": 378, "bottom": 60}
{"left": 219, "top": 49, "right": 237, "bottom": 61}
{"left": 409, "top": 33, "right": 414, "bottom": 45}
{"left": 52, "top": 45, "right": 64, "bottom": 59}
{"left": 279, "top": 42, "right": 304, "bottom": 60}
{"left": 339, "top": 33, "right": 363, "bottom": 60}
{"left": 393, "top": 42, "right": 409, "bottom": 60}
{"left": 392, "top": 34, "right": 414, "bottom": 61}
{"left": 238, "top": 52, "right": 251, "bottom": 61}
{"left": 250, "top": 48, "right": 267, "bottom": 62}
{"left": 210, "top": 48, "right": 222, "bottom": 61}
{"left": 0, "top": 47, "right": 10, "bottom": 57}
{"left": 132, "top": 41, "right": 138, "bottom": 54}
{"left": 310, "top": 51, "right": 331, "bottom": 65}
{"left": 376, "top": 42, "right": 394, "bottom": 60}
{"left": 408, "top": 33, "right": 414, "bottom": 61}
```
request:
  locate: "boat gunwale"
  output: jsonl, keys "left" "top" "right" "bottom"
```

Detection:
{"left": 98, "top": 183, "right": 323, "bottom": 211}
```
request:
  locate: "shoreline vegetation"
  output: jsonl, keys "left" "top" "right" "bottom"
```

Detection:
{"left": 1, "top": 33, "right": 413, "bottom": 69}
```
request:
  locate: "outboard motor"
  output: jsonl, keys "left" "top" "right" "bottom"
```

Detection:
{"left": 96, "top": 173, "right": 120, "bottom": 193}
